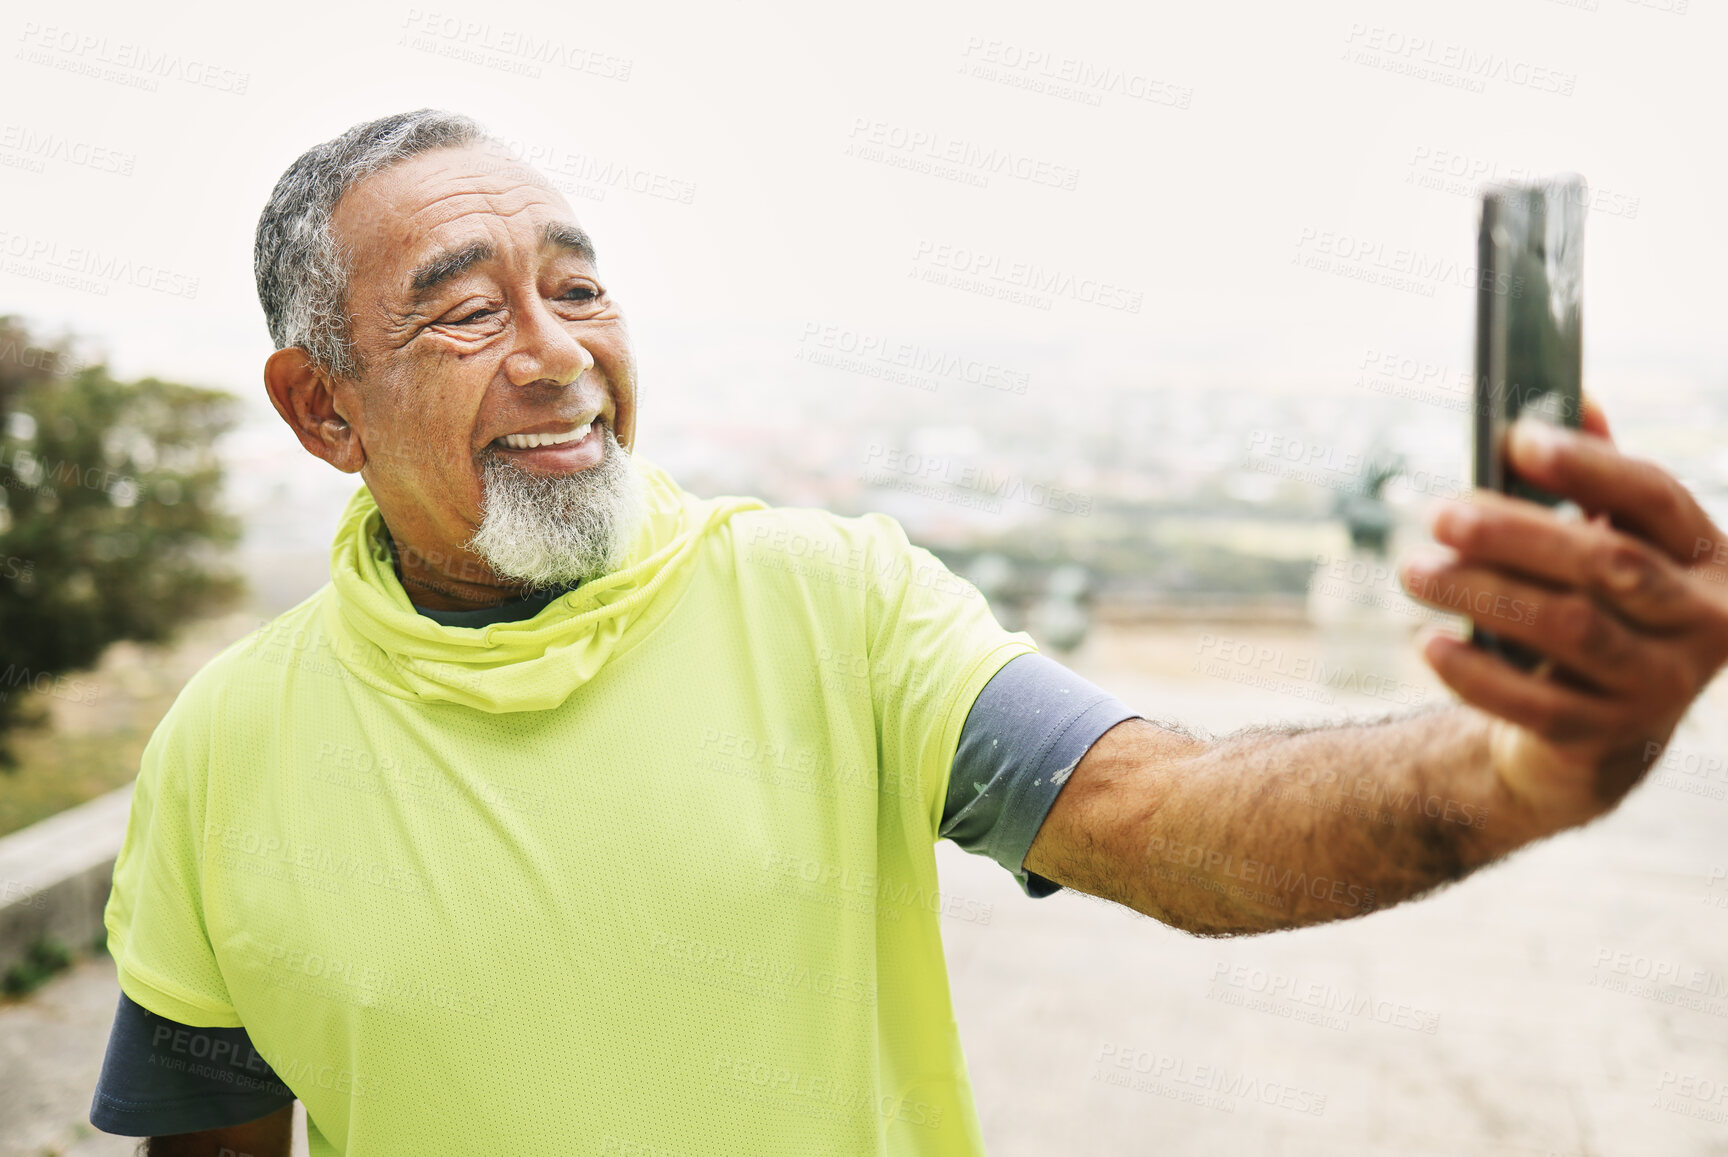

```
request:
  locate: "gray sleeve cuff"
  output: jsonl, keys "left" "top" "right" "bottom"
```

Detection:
{"left": 89, "top": 992, "right": 296, "bottom": 1136}
{"left": 940, "top": 652, "right": 1141, "bottom": 898}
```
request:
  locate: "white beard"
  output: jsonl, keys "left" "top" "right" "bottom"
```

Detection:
{"left": 465, "top": 425, "right": 646, "bottom": 591}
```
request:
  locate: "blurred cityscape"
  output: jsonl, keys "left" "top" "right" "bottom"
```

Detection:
{"left": 223, "top": 330, "right": 1728, "bottom": 648}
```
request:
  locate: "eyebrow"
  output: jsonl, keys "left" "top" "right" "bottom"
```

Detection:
{"left": 407, "top": 240, "right": 493, "bottom": 300}
{"left": 404, "top": 222, "right": 597, "bottom": 302}
{"left": 542, "top": 221, "right": 596, "bottom": 263}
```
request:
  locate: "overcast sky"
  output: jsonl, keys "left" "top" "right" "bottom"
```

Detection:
{"left": 3, "top": 0, "right": 1722, "bottom": 443}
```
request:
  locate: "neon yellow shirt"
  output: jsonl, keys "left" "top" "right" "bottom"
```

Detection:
{"left": 104, "top": 456, "right": 1037, "bottom": 1155}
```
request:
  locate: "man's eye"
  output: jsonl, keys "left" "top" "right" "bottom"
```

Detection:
{"left": 453, "top": 308, "right": 494, "bottom": 324}
{"left": 560, "top": 286, "right": 598, "bottom": 302}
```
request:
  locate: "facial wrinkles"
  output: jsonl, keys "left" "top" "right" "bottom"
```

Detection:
{"left": 356, "top": 208, "right": 590, "bottom": 460}
{"left": 325, "top": 146, "right": 636, "bottom": 604}
{"left": 373, "top": 204, "right": 561, "bottom": 349}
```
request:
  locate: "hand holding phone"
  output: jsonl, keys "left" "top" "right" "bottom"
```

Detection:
{"left": 1469, "top": 175, "right": 1585, "bottom": 669}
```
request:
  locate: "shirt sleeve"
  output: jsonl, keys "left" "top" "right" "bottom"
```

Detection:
{"left": 856, "top": 514, "right": 1040, "bottom": 839}
{"left": 89, "top": 992, "right": 296, "bottom": 1136}
{"left": 940, "top": 652, "right": 1142, "bottom": 898}
{"left": 104, "top": 685, "right": 242, "bottom": 1027}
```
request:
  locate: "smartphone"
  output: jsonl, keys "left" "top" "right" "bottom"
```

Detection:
{"left": 1468, "top": 175, "right": 1585, "bottom": 669}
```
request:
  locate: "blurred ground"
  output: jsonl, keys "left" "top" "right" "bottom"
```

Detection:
{"left": 0, "top": 614, "right": 264, "bottom": 840}
{"left": 0, "top": 953, "right": 309, "bottom": 1157}
{"left": 944, "top": 620, "right": 1728, "bottom": 1157}
{"left": 1, "top": 618, "right": 1724, "bottom": 1156}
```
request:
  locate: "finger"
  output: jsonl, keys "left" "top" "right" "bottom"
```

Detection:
{"left": 1419, "top": 632, "right": 1616, "bottom": 746}
{"left": 1576, "top": 389, "right": 1613, "bottom": 520}
{"left": 1505, "top": 420, "right": 1716, "bottom": 562}
{"left": 1429, "top": 491, "right": 1714, "bottom": 634}
{"left": 1400, "top": 554, "right": 1659, "bottom": 697}
{"left": 1579, "top": 392, "right": 1612, "bottom": 442}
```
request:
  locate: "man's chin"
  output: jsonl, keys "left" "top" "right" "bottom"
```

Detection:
{"left": 467, "top": 425, "right": 644, "bottom": 588}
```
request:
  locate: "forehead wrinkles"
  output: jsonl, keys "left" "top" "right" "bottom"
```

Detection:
{"left": 351, "top": 201, "right": 578, "bottom": 308}
{"left": 365, "top": 183, "right": 564, "bottom": 253}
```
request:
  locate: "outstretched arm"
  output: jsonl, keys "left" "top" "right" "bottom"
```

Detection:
{"left": 1025, "top": 706, "right": 1519, "bottom": 934}
{"left": 1026, "top": 409, "right": 1728, "bottom": 935}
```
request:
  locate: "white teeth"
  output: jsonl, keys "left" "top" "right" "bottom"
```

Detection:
{"left": 498, "top": 421, "right": 592, "bottom": 450}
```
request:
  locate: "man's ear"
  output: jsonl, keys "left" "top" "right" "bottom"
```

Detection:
{"left": 264, "top": 347, "right": 365, "bottom": 473}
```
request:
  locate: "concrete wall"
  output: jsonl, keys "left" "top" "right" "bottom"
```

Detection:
{"left": 0, "top": 785, "right": 131, "bottom": 980}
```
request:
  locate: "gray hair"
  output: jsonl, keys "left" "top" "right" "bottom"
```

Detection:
{"left": 254, "top": 109, "right": 492, "bottom": 379}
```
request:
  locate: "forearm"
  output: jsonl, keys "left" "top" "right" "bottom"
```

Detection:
{"left": 143, "top": 1103, "right": 294, "bottom": 1157}
{"left": 1028, "top": 706, "right": 1544, "bottom": 936}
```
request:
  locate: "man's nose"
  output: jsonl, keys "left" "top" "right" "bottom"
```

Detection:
{"left": 502, "top": 298, "right": 594, "bottom": 388}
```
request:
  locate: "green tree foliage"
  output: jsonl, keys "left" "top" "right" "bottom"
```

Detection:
{"left": 0, "top": 316, "right": 242, "bottom": 763}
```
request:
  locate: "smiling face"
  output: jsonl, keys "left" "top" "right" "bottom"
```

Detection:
{"left": 266, "top": 141, "right": 641, "bottom": 608}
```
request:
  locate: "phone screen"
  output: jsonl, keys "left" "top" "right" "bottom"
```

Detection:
{"left": 1468, "top": 175, "right": 1585, "bottom": 668}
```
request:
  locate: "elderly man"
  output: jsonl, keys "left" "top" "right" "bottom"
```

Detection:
{"left": 86, "top": 110, "right": 1728, "bottom": 1156}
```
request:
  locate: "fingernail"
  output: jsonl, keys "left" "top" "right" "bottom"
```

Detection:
{"left": 1509, "top": 419, "right": 1563, "bottom": 467}
{"left": 1604, "top": 551, "right": 1644, "bottom": 593}
{"left": 1400, "top": 549, "right": 1449, "bottom": 587}
{"left": 1432, "top": 504, "right": 1479, "bottom": 543}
